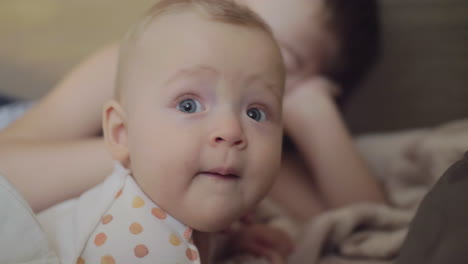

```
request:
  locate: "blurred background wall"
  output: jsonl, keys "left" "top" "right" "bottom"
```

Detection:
{"left": 342, "top": 0, "right": 468, "bottom": 133}
{"left": 0, "top": 0, "right": 467, "bottom": 134}
{"left": 0, "top": 0, "right": 153, "bottom": 98}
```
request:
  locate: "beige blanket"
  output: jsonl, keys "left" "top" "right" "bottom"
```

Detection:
{"left": 222, "top": 118, "right": 468, "bottom": 264}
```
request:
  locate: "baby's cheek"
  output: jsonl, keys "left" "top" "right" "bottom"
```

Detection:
{"left": 251, "top": 149, "right": 280, "bottom": 189}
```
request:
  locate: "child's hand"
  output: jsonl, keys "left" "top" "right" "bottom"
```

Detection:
{"left": 282, "top": 76, "right": 342, "bottom": 136}
{"left": 286, "top": 76, "right": 340, "bottom": 99}
{"left": 227, "top": 223, "right": 295, "bottom": 264}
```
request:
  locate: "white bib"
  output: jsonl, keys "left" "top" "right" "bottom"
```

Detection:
{"left": 79, "top": 174, "right": 200, "bottom": 264}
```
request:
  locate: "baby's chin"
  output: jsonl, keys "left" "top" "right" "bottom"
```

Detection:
{"left": 185, "top": 206, "right": 246, "bottom": 232}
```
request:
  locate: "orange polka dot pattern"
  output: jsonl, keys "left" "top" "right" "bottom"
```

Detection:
{"left": 94, "top": 233, "right": 107, "bottom": 247}
{"left": 129, "top": 222, "right": 143, "bottom": 234}
{"left": 79, "top": 174, "right": 199, "bottom": 263}
{"left": 152, "top": 207, "right": 167, "bottom": 219}
{"left": 115, "top": 189, "right": 122, "bottom": 198}
{"left": 100, "top": 255, "right": 115, "bottom": 264}
{"left": 102, "top": 214, "right": 113, "bottom": 225}
{"left": 134, "top": 244, "right": 149, "bottom": 258}
{"left": 186, "top": 248, "right": 199, "bottom": 261}
{"left": 132, "top": 196, "right": 145, "bottom": 208}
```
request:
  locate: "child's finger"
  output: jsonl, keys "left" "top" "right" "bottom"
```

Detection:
{"left": 262, "top": 249, "right": 286, "bottom": 264}
{"left": 241, "top": 240, "right": 270, "bottom": 257}
{"left": 243, "top": 242, "right": 285, "bottom": 264}
{"left": 252, "top": 225, "right": 295, "bottom": 256}
{"left": 239, "top": 213, "right": 255, "bottom": 225}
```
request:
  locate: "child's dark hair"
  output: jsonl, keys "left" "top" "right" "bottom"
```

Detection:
{"left": 325, "top": 0, "right": 381, "bottom": 99}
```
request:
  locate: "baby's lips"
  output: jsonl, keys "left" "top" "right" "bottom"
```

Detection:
{"left": 207, "top": 166, "right": 239, "bottom": 177}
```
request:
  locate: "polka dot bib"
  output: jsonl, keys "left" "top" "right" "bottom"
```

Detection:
{"left": 78, "top": 172, "right": 200, "bottom": 264}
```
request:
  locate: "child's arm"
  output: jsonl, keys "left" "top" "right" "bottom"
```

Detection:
{"left": 0, "top": 138, "right": 113, "bottom": 212}
{"left": 0, "top": 44, "right": 119, "bottom": 212}
{"left": 268, "top": 150, "right": 325, "bottom": 222}
{"left": 2, "top": 43, "right": 118, "bottom": 141}
{"left": 283, "top": 78, "right": 386, "bottom": 209}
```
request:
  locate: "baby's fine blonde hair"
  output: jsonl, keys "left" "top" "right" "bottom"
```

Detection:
{"left": 115, "top": 0, "right": 274, "bottom": 99}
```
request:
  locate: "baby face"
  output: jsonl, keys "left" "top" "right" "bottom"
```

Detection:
{"left": 238, "top": 0, "right": 338, "bottom": 90}
{"left": 119, "top": 11, "right": 284, "bottom": 232}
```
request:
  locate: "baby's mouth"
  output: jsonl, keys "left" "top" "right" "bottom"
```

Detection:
{"left": 199, "top": 167, "right": 240, "bottom": 179}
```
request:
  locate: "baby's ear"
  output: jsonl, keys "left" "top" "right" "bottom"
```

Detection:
{"left": 102, "top": 100, "right": 129, "bottom": 165}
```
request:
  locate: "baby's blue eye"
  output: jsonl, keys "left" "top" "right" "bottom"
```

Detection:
{"left": 247, "top": 108, "right": 266, "bottom": 122}
{"left": 177, "top": 99, "right": 202, "bottom": 113}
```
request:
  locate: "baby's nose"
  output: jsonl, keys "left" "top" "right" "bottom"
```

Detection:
{"left": 210, "top": 117, "right": 247, "bottom": 149}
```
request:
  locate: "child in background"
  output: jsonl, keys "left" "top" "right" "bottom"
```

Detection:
{"left": 37, "top": 1, "right": 291, "bottom": 263}
{"left": 238, "top": 0, "right": 385, "bottom": 223}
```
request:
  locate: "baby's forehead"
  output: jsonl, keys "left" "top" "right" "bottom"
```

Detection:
{"left": 123, "top": 1, "right": 274, "bottom": 51}
{"left": 121, "top": 10, "right": 237, "bottom": 65}
{"left": 115, "top": 8, "right": 284, "bottom": 102}
{"left": 123, "top": 10, "right": 282, "bottom": 69}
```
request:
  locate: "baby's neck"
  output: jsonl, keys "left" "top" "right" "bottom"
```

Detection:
{"left": 193, "top": 231, "right": 212, "bottom": 264}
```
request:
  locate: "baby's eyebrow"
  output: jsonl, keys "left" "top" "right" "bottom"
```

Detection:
{"left": 164, "top": 64, "right": 282, "bottom": 101}
{"left": 164, "top": 64, "right": 218, "bottom": 85}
